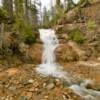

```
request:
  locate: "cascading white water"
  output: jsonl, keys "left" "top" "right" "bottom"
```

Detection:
{"left": 36, "top": 29, "right": 68, "bottom": 79}
{"left": 40, "top": 29, "right": 58, "bottom": 65}
{"left": 69, "top": 80, "right": 100, "bottom": 100}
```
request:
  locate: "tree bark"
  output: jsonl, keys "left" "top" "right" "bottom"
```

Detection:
{"left": 0, "top": 23, "right": 4, "bottom": 48}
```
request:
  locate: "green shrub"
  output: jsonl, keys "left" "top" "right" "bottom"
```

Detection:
{"left": 0, "top": 47, "right": 12, "bottom": 57}
{"left": 23, "top": 26, "right": 36, "bottom": 45}
{"left": 13, "top": 19, "right": 36, "bottom": 45}
{"left": 69, "top": 28, "right": 85, "bottom": 44}
{"left": 87, "top": 20, "right": 96, "bottom": 30}
{"left": 0, "top": 7, "right": 8, "bottom": 22}
{"left": 56, "top": 26, "right": 70, "bottom": 34}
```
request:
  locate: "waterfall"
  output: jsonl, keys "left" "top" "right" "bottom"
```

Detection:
{"left": 36, "top": 29, "right": 69, "bottom": 80}
{"left": 35, "top": 29, "right": 100, "bottom": 99}
{"left": 40, "top": 29, "right": 58, "bottom": 65}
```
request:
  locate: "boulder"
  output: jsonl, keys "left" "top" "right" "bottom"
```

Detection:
{"left": 55, "top": 43, "right": 78, "bottom": 62}
{"left": 19, "top": 43, "right": 42, "bottom": 64}
{"left": 55, "top": 41, "right": 87, "bottom": 62}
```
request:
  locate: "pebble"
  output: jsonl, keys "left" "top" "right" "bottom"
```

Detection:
{"left": 43, "top": 83, "right": 47, "bottom": 88}
{"left": 44, "top": 95, "right": 48, "bottom": 99}
{"left": 28, "top": 79, "right": 34, "bottom": 84}
{"left": 28, "top": 87, "right": 35, "bottom": 92}
{"left": 8, "top": 85, "right": 16, "bottom": 91}
{"left": 19, "top": 96, "right": 28, "bottom": 100}
{"left": 46, "top": 83, "right": 55, "bottom": 90}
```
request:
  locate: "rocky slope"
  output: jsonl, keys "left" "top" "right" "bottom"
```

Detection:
{"left": 55, "top": 2, "right": 100, "bottom": 62}
{"left": 0, "top": 64, "right": 82, "bottom": 100}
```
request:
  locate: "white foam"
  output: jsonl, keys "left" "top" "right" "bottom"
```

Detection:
{"left": 69, "top": 83, "right": 100, "bottom": 100}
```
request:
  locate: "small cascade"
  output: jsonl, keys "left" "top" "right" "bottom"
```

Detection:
{"left": 36, "top": 29, "right": 69, "bottom": 81}
{"left": 69, "top": 80, "right": 100, "bottom": 100}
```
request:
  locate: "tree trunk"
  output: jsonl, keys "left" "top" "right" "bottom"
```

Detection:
{"left": 3, "top": 0, "right": 13, "bottom": 20}
{"left": 0, "top": 23, "right": 4, "bottom": 48}
{"left": 14, "top": 0, "right": 24, "bottom": 18}
{"left": 25, "top": 0, "right": 30, "bottom": 23}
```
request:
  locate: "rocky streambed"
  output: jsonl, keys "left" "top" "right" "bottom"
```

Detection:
{"left": 0, "top": 60, "right": 100, "bottom": 100}
{"left": 0, "top": 63, "right": 81, "bottom": 100}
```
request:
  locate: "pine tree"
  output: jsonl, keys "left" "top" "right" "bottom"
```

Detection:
{"left": 2, "top": 0, "right": 13, "bottom": 20}
{"left": 51, "top": 0, "right": 63, "bottom": 24}
{"left": 14, "top": 0, "right": 24, "bottom": 19}
{"left": 30, "top": 3, "right": 38, "bottom": 26}
{"left": 13, "top": 0, "right": 25, "bottom": 34}
{"left": 43, "top": 7, "right": 50, "bottom": 27}
{"left": 67, "top": 0, "right": 76, "bottom": 11}
{"left": 25, "top": 0, "right": 30, "bottom": 24}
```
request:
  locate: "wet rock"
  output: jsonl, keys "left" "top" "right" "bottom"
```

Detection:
{"left": 83, "top": 95, "right": 96, "bottom": 100}
{"left": 63, "top": 81, "right": 70, "bottom": 87}
{"left": 80, "top": 79, "right": 94, "bottom": 89}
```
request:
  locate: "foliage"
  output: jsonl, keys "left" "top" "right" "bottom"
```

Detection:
{"left": 67, "top": 0, "right": 76, "bottom": 11}
{"left": 30, "top": 4, "right": 38, "bottom": 24}
{"left": 0, "top": 46, "right": 12, "bottom": 58}
{"left": 69, "top": 28, "right": 85, "bottom": 44}
{"left": 2, "top": 0, "right": 13, "bottom": 18}
{"left": 49, "top": 16, "right": 58, "bottom": 25}
{"left": 56, "top": 26, "right": 69, "bottom": 34}
{"left": 12, "top": 0, "right": 37, "bottom": 45}
{"left": 13, "top": 19, "right": 36, "bottom": 45}
{"left": 78, "top": 0, "right": 89, "bottom": 5}
{"left": 42, "top": 7, "right": 50, "bottom": 27}
{"left": 87, "top": 20, "right": 96, "bottom": 30}
{"left": 0, "top": 7, "right": 8, "bottom": 22}
{"left": 48, "top": 0, "right": 64, "bottom": 25}
{"left": 22, "top": 25, "right": 36, "bottom": 45}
